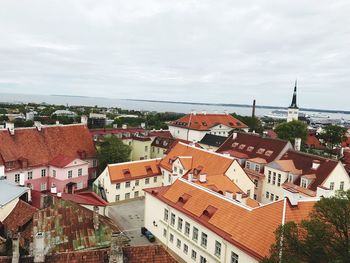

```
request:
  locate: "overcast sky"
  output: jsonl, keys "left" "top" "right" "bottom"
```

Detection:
{"left": 0, "top": 0, "right": 349, "bottom": 110}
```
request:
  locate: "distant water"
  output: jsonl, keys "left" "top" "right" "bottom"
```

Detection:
{"left": 0, "top": 92, "right": 350, "bottom": 120}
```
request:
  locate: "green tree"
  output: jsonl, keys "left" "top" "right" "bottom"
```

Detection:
{"left": 275, "top": 120, "right": 308, "bottom": 145}
{"left": 319, "top": 125, "right": 347, "bottom": 153}
{"left": 232, "top": 113, "right": 264, "bottom": 134}
{"left": 261, "top": 190, "right": 350, "bottom": 263}
{"left": 97, "top": 136, "right": 132, "bottom": 173}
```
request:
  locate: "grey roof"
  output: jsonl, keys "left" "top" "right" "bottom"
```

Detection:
{"left": 0, "top": 179, "right": 29, "bottom": 207}
{"left": 199, "top": 134, "right": 228, "bottom": 147}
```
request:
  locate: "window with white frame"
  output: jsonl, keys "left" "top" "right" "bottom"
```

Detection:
{"left": 183, "top": 243, "right": 188, "bottom": 254}
{"left": 177, "top": 217, "right": 183, "bottom": 231}
{"left": 27, "top": 171, "right": 33, "bottom": 180}
{"left": 163, "top": 228, "right": 167, "bottom": 237}
{"left": 231, "top": 252, "right": 239, "bottom": 263}
{"left": 270, "top": 193, "right": 274, "bottom": 201}
{"left": 52, "top": 170, "right": 56, "bottom": 177}
{"left": 115, "top": 195, "right": 120, "bottom": 201}
{"left": 215, "top": 241, "right": 221, "bottom": 257}
{"left": 135, "top": 180, "right": 139, "bottom": 186}
{"left": 176, "top": 238, "right": 181, "bottom": 248}
{"left": 125, "top": 193, "right": 130, "bottom": 199}
{"left": 288, "top": 173, "right": 293, "bottom": 183}
{"left": 277, "top": 174, "right": 281, "bottom": 186}
{"left": 68, "top": 170, "right": 73, "bottom": 178}
{"left": 192, "top": 227, "right": 198, "bottom": 241}
{"left": 78, "top": 168, "right": 82, "bottom": 176}
{"left": 125, "top": 181, "right": 131, "bottom": 188}
{"left": 266, "top": 191, "right": 270, "bottom": 199}
{"left": 134, "top": 191, "right": 139, "bottom": 197}
{"left": 41, "top": 169, "right": 46, "bottom": 177}
{"left": 255, "top": 164, "right": 260, "bottom": 172}
{"left": 246, "top": 162, "right": 251, "bottom": 169}
{"left": 185, "top": 222, "right": 190, "bottom": 236}
{"left": 145, "top": 178, "right": 150, "bottom": 184}
{"left": 116, "top": 183, "right": 120, "bottom": 189}
{"left": 301, "top": 178, "right": 308, "bottom": 188}
{"left": 330, "top": 182, "right": 334, "bottom": 190}
{"left": 254, "top": 179, "right": 258, "bottom": 188}
{"left": 200, "top": 256, "right": 207, "bottom": 263}
{"left": 191, "top": 250, "right": 197, "bottom": 260}
{"left": 15, "top": 174, "right": 20, "bottom": 183}
{"left": 170, "top": 213, "right": 175, "bottom": 226}
{"left": 272, "top": 172, "right": 276, "bottom": 185}
{"left": 153, "top": 176, "right": 157, "bottom": 183}
{"left": 340, "top": 181, "right": 344, "bottom": 190}
{"left": 164, "top": 209, "right": 169, "bottom": 221}
{"left": 201, "top": 232, "right": 208, "bottom": 248}
{"left": 169, "top": 233, "right": 174, "bottom": 243}
{"left": 40, "top": 182, "right": 47, "bottom": 191}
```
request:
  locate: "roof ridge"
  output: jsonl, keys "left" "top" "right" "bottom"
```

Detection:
{"left": 286, "top": 149, "right": 338, "bottom": 163}
{"left": 177, "top": 142, "right": 235, "bottom": 161}
{"left": 108, "top": 158, "right": 162, "bottom": 167}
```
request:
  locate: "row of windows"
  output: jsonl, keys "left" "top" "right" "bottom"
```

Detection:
{"left": 152, "top": 147, "right": 167, "bottom": 154}
{"left": 267, "top": 171, "right": 281, "bottom": 186}
{"left": 265, "top": 191, "right": 279, "bottom": 201}
{"left": 115, "top": 191, "right": 140, "bottom": 201}
{"left": 14, "top": 168, "right": 83, "bottom": 183}
{"left": 115, "top": 176, "right": 158, "bottom": 189}
{"left": 246, "top": 161, "right": 260, "bottom": 172}
{"left": 330, "top": 181, "right": 345, "bottom": 191}
{"left": 164, "top": 228, "right": 239, "bottom": 263}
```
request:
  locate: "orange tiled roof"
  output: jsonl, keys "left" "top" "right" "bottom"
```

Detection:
{"left": 170, "top": 113, "right": 247, "bottom": 131}
{"left": 108, "top": 159, "right": 161, "bottom": 183}
{"left": 145, "top": 179, "right": 316, "bottom": 260}
{"left": 160, "top": 142, "right": 233, "bottom": 175}
{"left": 0, "top": 124, "right": 96, "bottom": 169}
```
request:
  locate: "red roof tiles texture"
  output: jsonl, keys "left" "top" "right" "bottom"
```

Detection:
{"left": 170, "top": 113, "right": 247, "bottom": 131}
{"left": 0, "top": 124, "right": 96, "bottom": 169}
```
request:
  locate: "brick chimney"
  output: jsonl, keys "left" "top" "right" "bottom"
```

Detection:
{"left": 33, "top": 232, "right": 45, "bottom": 263}
{"left": 93, "top": 206, "right": 100, "bottom": 231}
{"left": 11, "top": 234, "right": 20, "bottom": 263}
{"left": 109, "top": 232, "right": 124, "bottom": 263}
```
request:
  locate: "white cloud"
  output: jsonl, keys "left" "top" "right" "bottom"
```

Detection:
{"left": 0, "top": 0, "right": 349, "bottom": 110}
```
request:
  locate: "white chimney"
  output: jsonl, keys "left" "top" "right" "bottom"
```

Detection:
{"left": 312, "top": 160, "right": 320, "bottom": 170}
{"left": 12, "top": 234, "right": 20, "bottom": 263}
{"left": 57, "top": 192, "right": 62, "bottom": 198}
{"left": 55, "top": 120, "right": 60, "bottom": 125}
{"left": 187, "top": 173, "right": 193, "bottom": 182}
{"left": 50, "top": 185, "right": 57, "bottom": 194}
{"left": 294, "top": 138, "right": 301, "bottom": 151}
{"left": 232, "top": 132, "right": 238, "bottom": 140}
{"left": 81, "top": 115, "right": 88, "bottom": 125}
{"left": 6, "top": 122, "right": 15, "bottom": 135}
{"left": 33, "top": 232, "right": 45, "bottom": 263}
{"left": 192, "top": 111, "right": 197, "bottom": 116}
{"left": 141, "top": 123, "right": 146, "bottom": 129}
{"left": 122, "top": 124, "right": 127, "bottom": 129}
{"left": 225, "top": 191, "right": 233, "bottom": 200}
{"left": 340, "top": 147, "right": 345, "bottom": 158}
{"left": 202, "top": 111, "right": 207, "bottom": 115}
{"left": 34, "top": 121, "right": 42, "bottom": 131}
{"left": 199, "top": 174, "right": 207, "bottom": 183}
{"left": 109, "top": 232, "right": 124, "bottom": 263}
{"left": 19, "top": 173, "right": 25, "bottom": 186}
{"left": 236, "top": 192, "right": 243, "bottom": 203}
{"left": 283, "top": 189, "right": 299, "bottom": 206}
{"left": 93, "top": 206, "right": 100, "bottom": 231}
{"left": 0, "top": 165, "right": 4, "bottom": 178}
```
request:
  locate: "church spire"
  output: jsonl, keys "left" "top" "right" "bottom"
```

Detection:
{"left": 289, "top": 79, "right": 298, "bottom": 109}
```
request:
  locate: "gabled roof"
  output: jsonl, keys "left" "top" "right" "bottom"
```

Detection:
{"left": 145, "top": 179, "right": 316, "bottom": 260}
{"left": 2, "top": 200, "right": 37, "bottom": 233}
{"left": 0, "top": 124, "right": 96, "bottom": 169}
{"left": 279, "top": 150, "right": 339, "bottom": 191}
{"left": 49, "top": 155, "right": 76, "bottom": 168}
{"left": 169, "top": 113, "right": 247, "bottom": 131}
{"left": 218, "top": 132, "right": 291, "bottom": 162}
{"left": 0, "top": 180, "right": 29, "bottom": 207}
{"left": 160, "top": 142, "right": 233, "bottom": 175}
{"left": 198, "top": 134, "right": 227, "bottom": 148}
{"left": 306, "top": 132, "right": 324, "bottom": 149}
{"left": 107, "top": 159, "right": 162, "bottom": 183}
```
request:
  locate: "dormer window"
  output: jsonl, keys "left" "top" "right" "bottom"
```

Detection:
{"left": 301, "top": 178, "right": 308, "bottom": 188}
{"left": 265, "top": 150, "right": 273, "bottom": 157}
{"left": 247, "top": 146, "right": 254, "bottom": 152}
{"left": 231, "top": 142, "right": 239, "bottom": 148}
{"left": 238, "top": 144, "right": 246, "bottom": 150}
{"left": 174, "top": 166, "right": 178, "bottom": 173}
{"left": 246, "top": 161, "right": 251, "bottom": 169}
{"left": 288, "top": 173, "right": 294, "bottom": 183}
{"left": 257, "top": 148, "right": 266, "bottom": 154}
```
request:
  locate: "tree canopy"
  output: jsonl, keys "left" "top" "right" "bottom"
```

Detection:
{"left": 275, "top": 120, "right": 308, "bottom": 145}
{"left": 261, "top": 190, "right": 350, "bottom": 263}
{"left": 319, "top": 125, "right": 347, "bottom": 152}
{"left": 96, "top": 136, "right": 132, "bottom": 173}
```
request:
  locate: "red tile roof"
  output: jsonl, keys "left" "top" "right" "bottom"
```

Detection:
{"left": 108, "top": 159, "right": 162, "bottom": 183}
{"left": 218, "top": 132, "right": 290, "bottom": 162}
{"left": 279, "top": 150, "right": 339, "bottom": 191}
{"left": 49, "top": 155, "right": 76, "bottom": 168}
{"left": 306, "top": 132, "right": 325, "bottom": 149}
{"left": 2, "top": 200, "right": 37, "bottom": 234}
{"left": 0, "top": 124, "right": 96, "bottom": 170}
{"left": 170, "top": 113, "right": 247, "bottom": 131}
{"left": 145, "top": 179, "right": 316, "bottom": 260}
{"left": 148, "top": 130, "right": 173, "bottom": 139}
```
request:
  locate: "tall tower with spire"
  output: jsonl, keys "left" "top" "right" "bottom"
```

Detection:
{"left": 287, "top": 80, "right": 299, "bottom": 122}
